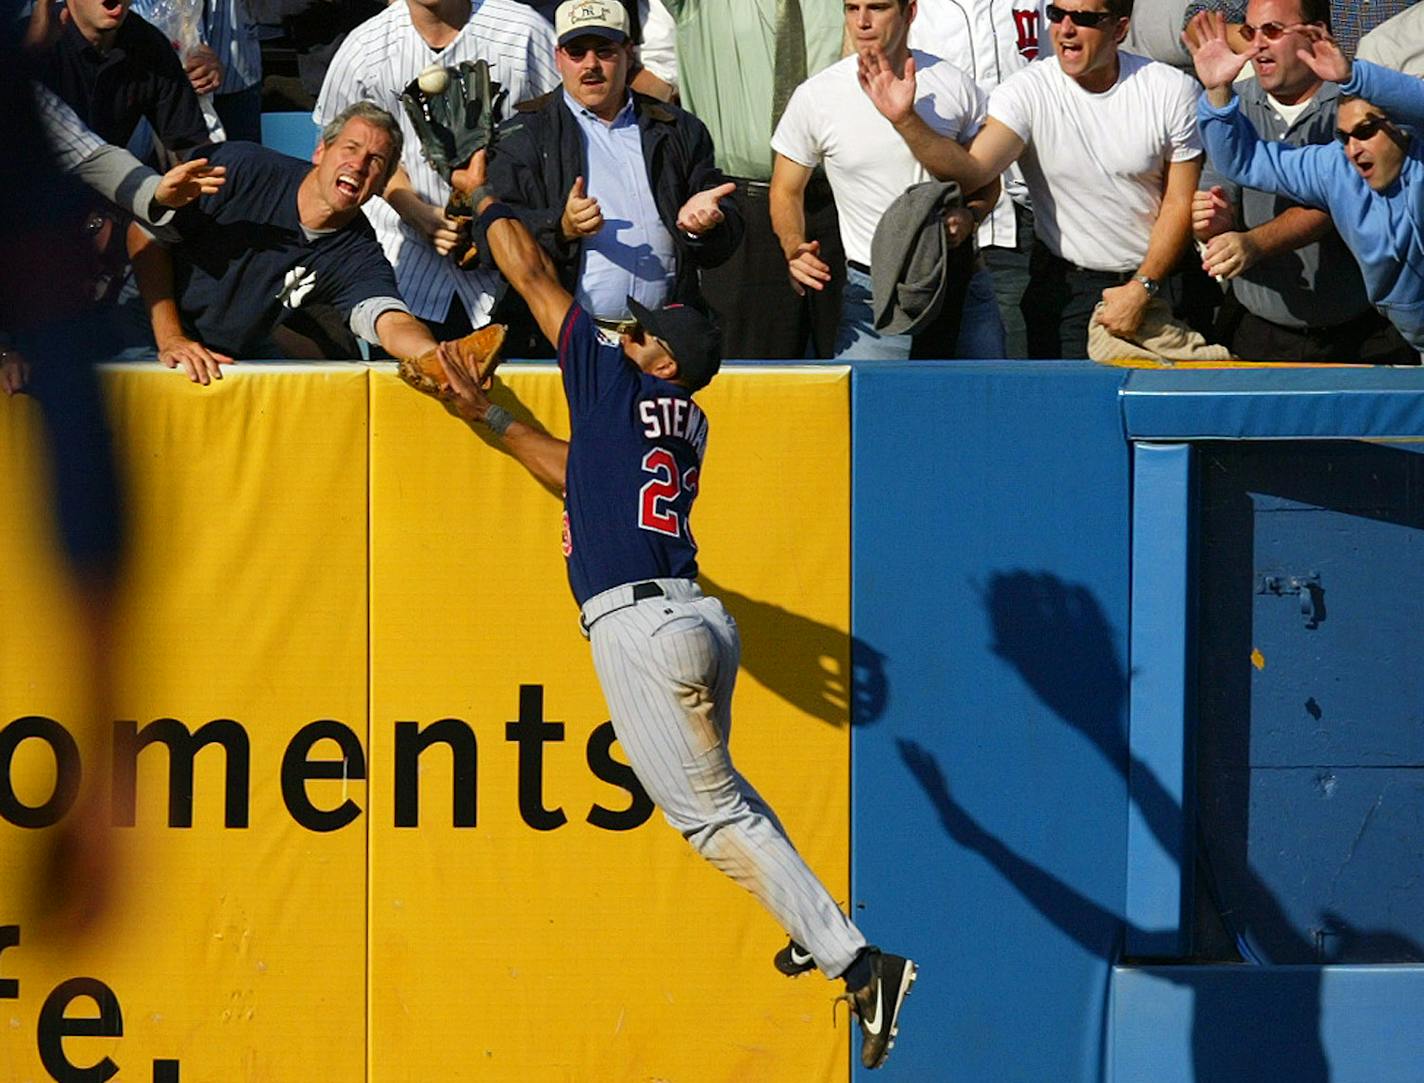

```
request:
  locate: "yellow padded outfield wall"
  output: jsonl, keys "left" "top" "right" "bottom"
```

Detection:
{"left": 0, "top": 363, "right": 852, "bottom": 1082}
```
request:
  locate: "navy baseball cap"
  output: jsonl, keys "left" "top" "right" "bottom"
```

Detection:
{"left": 555, "top": 0, "right": 630, "bottom": 45}
{"left": 626, "top": 297, "right": 722, "bottom": 392}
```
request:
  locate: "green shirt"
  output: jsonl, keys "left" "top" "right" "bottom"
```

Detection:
{"left": 663, "top": 0, "right": 844, "bottom": 180}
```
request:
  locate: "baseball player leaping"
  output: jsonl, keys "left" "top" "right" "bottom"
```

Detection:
{"left": 429, "top": 150, "right": 916, "bottom": 1071}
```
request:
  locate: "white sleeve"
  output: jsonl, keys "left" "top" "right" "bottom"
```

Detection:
{"left": 525, "top": 19, "right": 561, "bottom": 98}
{"left": 987, "top": 68, "right": 1035, "bottom": 144}
{"left": 638, "top": 0, "right": 679, "bottom": 88}
{"left": 918, "top": 63, "right": 989, "bottom": 143}
{"left": 1165, "top": 68, "right": 1203, "bottom": 161}
{"left": 770, "top": 83, "right": 823, "bottom": 169}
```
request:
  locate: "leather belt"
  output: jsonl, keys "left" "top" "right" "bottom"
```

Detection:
{"left": 848, "top": 259, "right": 871, "bottom": 274}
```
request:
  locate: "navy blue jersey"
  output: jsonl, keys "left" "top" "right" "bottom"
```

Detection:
{"left": 168, "top": 141, "right": 400, "bottom": 357}
{"left": 559, "top": 306, "right": 707, "bottom": 607}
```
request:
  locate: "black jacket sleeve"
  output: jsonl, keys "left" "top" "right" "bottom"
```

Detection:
{"left": 488, "top": 109, "right": 572, "bottom": 262}
{"left": 135, "top": 16, "right": 211, "bottom": 158}
{"left": 673, "top": 110, "right": 743, "bottom": 271}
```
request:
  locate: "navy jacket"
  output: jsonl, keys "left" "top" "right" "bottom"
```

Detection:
{"left": 43, "top": 13, "right": 209, "bottom": 156}
{"left": 489, "top": 89, "right": 743, "bottom": 308}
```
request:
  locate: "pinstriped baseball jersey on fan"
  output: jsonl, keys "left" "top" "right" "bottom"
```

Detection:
{"left": 202, "top": 0, "right": 261, "bottom": 94}
{"left": 33, "top": 83, "right": 106, "bottom": 172}
{"left": 128, "top": 0, "right": 261, "bottom": 95}
{"left": 314, "top": 0, "right": 558, "bottom": 324}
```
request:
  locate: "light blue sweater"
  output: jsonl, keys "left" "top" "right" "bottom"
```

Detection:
{"left": 1199, "top": 60, "right": 1424, "bottom": 350}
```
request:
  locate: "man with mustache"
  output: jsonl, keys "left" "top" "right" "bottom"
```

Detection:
{"left": 1192, "top": 0, "right": 1415, "bottom": 362}
{"left": 487, "top": 0, "right": 742, "bottom": 351}
{"left": 1189, "top": 12, "right": 1424, "bottom": 354}
{"left": 123, "top": 103, "right": 461, "bottom": 381}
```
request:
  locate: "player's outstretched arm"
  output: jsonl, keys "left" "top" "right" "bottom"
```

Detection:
{"left": 451, "top": 150, "right": 575, "bottom": 349}
{"left": 437, "top": 344, "right": 568, "bottom": 491}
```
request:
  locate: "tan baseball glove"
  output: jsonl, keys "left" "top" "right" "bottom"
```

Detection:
{"left": 397, "top": 323, "right": 507, "bottom": 399}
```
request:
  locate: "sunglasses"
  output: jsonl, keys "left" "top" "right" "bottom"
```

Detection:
{"left": 1045, "top": 4, "right": 1119, "bottom": 28}
{"left": 1240, "top": 19, "right": 1321, "bottom": 41}
{"left": 1335, "top": 116, "right": 1390, "bottom": 144}
{"left": 560, "top": 42, "right": 622, "bottom": 61}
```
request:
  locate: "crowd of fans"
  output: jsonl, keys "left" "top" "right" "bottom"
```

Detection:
{"left": 6, "top": 0, "right": 1424, "bottom": 390}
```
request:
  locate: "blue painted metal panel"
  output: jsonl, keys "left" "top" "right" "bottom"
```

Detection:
{"left": 1195, "top": 442, "right": 1424, "bottom": 964}
{"left": 1121, "top": 368, "right": 1424, "bottom": 440}
{"left": 260, "top": 111, "right": 320, "bottom": 160}
{"left": 1126, "top": 444, "right": 1195, "bottom": 957}
{"left": 852, "top": 361, "right": 1131, "bottom": 1082}
{"left": 1112, "top": 965, "right": 1424, "bottom": 1083}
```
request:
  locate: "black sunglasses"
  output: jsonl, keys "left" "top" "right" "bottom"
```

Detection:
{"left": 1335, "top": 116, "right": 1390, "bottom": 144}
{"left": 1045, "top": 4, "right": 1119, "bottom": 28}
{"left": 560, "top": 41, "right": 622, "bottom": 61}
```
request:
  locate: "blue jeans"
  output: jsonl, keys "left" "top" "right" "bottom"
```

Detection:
{"left": 834, "top": 264, "right": 1006, "bottom": 360}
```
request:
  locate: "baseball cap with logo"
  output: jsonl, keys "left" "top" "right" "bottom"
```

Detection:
{"left": 626, "top": 296, "right": 722, "bottom": 392}
{"left": 555, "top": 0, "right": 630, "bottom": 46}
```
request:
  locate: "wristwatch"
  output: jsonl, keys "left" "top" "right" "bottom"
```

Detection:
{"left": 1134, "top": 275, "right": 1160, "bottom": 297}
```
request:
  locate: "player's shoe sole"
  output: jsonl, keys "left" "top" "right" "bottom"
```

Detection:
{"left": 774, "top": 938, "right": 817, "bottom": 977}
{"left": 847, "top": 949, "right": 918, "bottom": 1070}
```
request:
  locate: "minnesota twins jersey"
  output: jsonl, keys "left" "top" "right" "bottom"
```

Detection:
{"left": 558, "top": 306, "right": 706, "bottom": 608}
{"left": 314, "top": 0, "right": 558, "bottom": 325}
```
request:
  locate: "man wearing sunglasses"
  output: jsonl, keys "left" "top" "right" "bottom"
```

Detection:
{"left": 1190, "top": 12, "right": 1424, "bottom": 354}
{"left": 486, "top": 0, "right": 742, "bottom": 353}
{"left": 904, "top": 0, "right": 1205, "bottom": 358}
{"left": 1193, "top": 0, "right": 1416, "bottom": 362}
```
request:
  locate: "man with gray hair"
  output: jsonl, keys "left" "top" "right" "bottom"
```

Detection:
{"left": 124, "top": 103, "right": 452, "bottom": 381}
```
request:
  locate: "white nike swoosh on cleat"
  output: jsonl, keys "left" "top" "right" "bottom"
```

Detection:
{"left": 790, "top": 946, "right": 813, "bottom": 966}
{"left": 864, "top": 982, "right": 884, "bottom": 1035}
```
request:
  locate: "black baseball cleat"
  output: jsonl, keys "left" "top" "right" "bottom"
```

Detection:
{"left": 774, "top": 938, "right": 817, "bottom": 977}
{"left": 843, "top": 949, "right": 918, "bottom": 1070}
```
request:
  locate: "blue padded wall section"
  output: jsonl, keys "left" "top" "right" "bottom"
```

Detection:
{"left": 1112, "top": 965, "right": 1424, "bottom": 1083}
{"left": 1125, "top": 443, "right": 1196, "bottom": 957}
{"left": 851, "top": 362, "right": 1131, "bottom": 1082}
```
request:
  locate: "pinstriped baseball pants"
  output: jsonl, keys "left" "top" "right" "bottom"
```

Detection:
{"left": 587, "top": 578, "right": 867, "bottom": 978}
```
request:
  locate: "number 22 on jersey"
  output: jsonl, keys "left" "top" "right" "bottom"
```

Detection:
{"left": 639, "top": 447, "right": 698, "bottom": 541}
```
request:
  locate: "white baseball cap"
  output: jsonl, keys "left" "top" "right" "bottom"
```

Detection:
{"left": 554, "top": 0, "right": 630, "bottom": 46}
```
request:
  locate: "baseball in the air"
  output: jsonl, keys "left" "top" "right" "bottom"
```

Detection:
{"left": 418, "top": 65, "right": 450, "bottom": 94}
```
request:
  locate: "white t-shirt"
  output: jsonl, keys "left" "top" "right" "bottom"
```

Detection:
{"left": 638, "top": 0, "right": 679, "bottom": 88}
{"left": 772, "top": 50, "right": 987, "bottom": 266}
{"left": 909, "top": 0, "right": 1044, "bottom": 250}
{"left": 989, "top": 51, "right": 1201, "bottom": 271}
